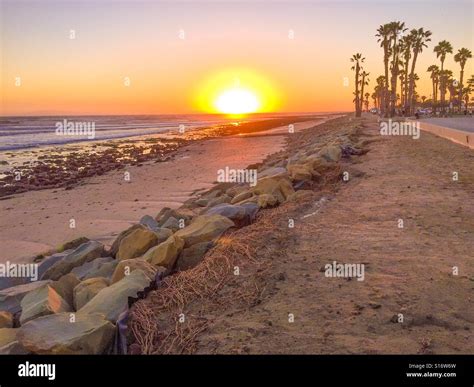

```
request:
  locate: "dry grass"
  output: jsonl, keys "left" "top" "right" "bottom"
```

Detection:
{"left": 129, "top": 209, "right": 287, "bottom": 354}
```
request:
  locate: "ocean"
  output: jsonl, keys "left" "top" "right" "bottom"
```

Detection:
{"left": 0, "top": 113, "right": 319, "bottom": 152}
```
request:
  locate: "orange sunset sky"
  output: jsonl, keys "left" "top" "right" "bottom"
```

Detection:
{"left": 1, "top": 0, "right": 473, "bottom": 116}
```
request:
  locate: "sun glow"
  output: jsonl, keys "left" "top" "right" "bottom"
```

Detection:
{"left": 215, "top": 88, "right": 260, "bottom": 114}
{"left": 194, "top": 68, "right": 280, "bottom": 115}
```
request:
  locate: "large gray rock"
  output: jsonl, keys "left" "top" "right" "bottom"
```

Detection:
{"left": 206, "top": 194, "right": 232, "bottom": 208}
{"left": 78, "top": 269, "right": 151, "bottom": 322}
{"left": 0, "top": 250, "right": 73, "bottom": 291}
{"left": 17, "top": 313, "right": 115, "bottom": 354}
{"left": 174, "top": 215, "right": 234, "bottom": 248}
{"left": 71, "top": 257, "right": 115, "bottom": 280}
{"left": 139, "top": 215, "right": 160, "bottom": 231}
{"left": 176, "top": 241, "right": 214, "bottom": 271}
{"left": 156, "top": 208, "right": 191, "bottom": 226}
{"left": 37, "top": 250, "right": 74, "bottom": 281}
{"left": 161, "top": 216, "right": 180, "bottom": 232}
{"left": 19, "top": 285, "right": 71, "bottom": 325}
{"left": 154, "top": 227, "right": 173, "bottom": 244}
{"left": 258, "top": 166, "right": 288, "bottom": 179}
{"left": 0, "top": 280, "right": 51, "bottom": 314}
{"left": 41, "top": 241, "right": 104, "bottom": 281}
{"left": 205, "top": 203, "right": 258, "bottom": 226}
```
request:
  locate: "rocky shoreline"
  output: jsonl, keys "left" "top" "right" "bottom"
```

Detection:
{"left": 0, "top": 115, "right": 369, "bottom": 354}
{"left": 0, "top": 116, "right": 323, "bottom": 198}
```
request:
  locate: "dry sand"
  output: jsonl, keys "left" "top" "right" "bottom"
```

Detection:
{"left": 0, "top": 119, "right": 324, "bottom": 263}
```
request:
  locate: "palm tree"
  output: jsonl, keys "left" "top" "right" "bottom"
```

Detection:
{"left": 400, "top": 34, "right": 413, "bottom": 112}
{"left": 350, "top": 53, "right": 365, "bottom": 117}
{"left": 454, "top": 48, "right": 472, "bottom": 110}
{"left": 407, "top": 28, "right": 432, "bottom": 115}
{"left": 364, "top": 92, "right": 370, "bottom": 111}
{"left": 439, "top": 69, "right": 453, "bottom": 113}
{"left": 388, "top": 21, "right": 407, "bottom": 116}
{"left": 462, "top": 86, "right": 471, "bottom": 111}
{"left": 421, "top": 95, "right": 427, "bottom": 105}
{"left": 359, "top": 70, "right": 369, "bottom": 113}
{"left": 434, "top": 40, "right": 453, "bottom": 114}
{"left": 427, "top": 65, "right": 440, "bottom": 111}
{"left": 376, "top": 24, "right": 392, "bottom": 117}
{"left": 371, "top": 92, "right": 377, "bottom": 110}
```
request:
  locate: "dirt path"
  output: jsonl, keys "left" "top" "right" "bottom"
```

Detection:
{"left": 131, "top": 115, "right": 474, "bottom": 354}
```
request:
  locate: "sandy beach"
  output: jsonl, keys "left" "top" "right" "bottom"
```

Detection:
{"left": 0, "top": 118, "right": 328, "bottom": 263}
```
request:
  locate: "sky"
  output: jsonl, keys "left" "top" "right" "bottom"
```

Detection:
{"left": 1, "top": 0, "right": 473, "bottom": 116}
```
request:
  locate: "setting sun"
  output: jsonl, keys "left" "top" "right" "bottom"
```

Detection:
{"left": 194, "top": 68, "right": 281, "bottom": 114}
{"left": 214, "top": 88, "right": 260, "bottom": 114}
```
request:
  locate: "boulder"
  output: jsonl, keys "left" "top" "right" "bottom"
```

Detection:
{"left": 20, "top": 285, "right": 71, "bottom": 325}
{"left": 206, "top": 194, "right": 232, "bottom": 207}
{"left": 41, "top": 241, "right": 104, "bottom": 281}
{"left": 287, "top": 163, "right": 314, "bottom": 181}
{"left": 225, "top": 185, "right": 248, "bottom": 198}
{"left": 73, "top": 277, "right": 109, "bottom": 310}
{"left": 230, "top": 190, "right": 253, "bottom": 204}
{"left": 205, "top": 203, "right": 258, "bottom": 226}
{"left": 0, "top": 328, "right": 18, "bottom": 348}
{"left": 0, "top": 280, "right": 51, "bottom": 314}
{"left": 111, "top": 259, "right": 158, "bottom": 284}
{"left": 156, "top": 208, "right": 191, "bottom": 226}
{"left": 142, "top": 235, "right": 185, "bottom": 269}
{"left": 0, "top": 251, "right": 71, "bottom": 291}
{"left": 0, "top": 339, "right": 29, "bottom": 354}
{"left": 176, "top": 241, "right": 214, "bottom": 271}
{"left": 195, "top": 198, "right": 209, "bottom": 207}
{"left": 109, "top": 224, "right": 142, "bottom": 257}
{"left": 37, "top": 250, "right": 74, "bottom": 281}
{"left": 0, "top": 311, "right": 14, "bottom": 328}
{"left": 154, "top": 227, "right": 173, "bottom": 244}
{"left": 71, "top": 257, "right": 115, "bottom": 280}
{"left": 257, "top": 193, "right": 278, "bottom": 208}
{"left": 17, "top": 313, "right": 115, "bottom": 354}
{"left": 175, "top": 215, "right": 234, "bottom": 248}
{"left": 78, "top": 270, "right": 151, "bottom": 322}
{"left": 258, "top": 166, "right": 288, "bottom": 179}
{"left": 116, "top": 226, "right": 158, "bottom": 261}
{"left": 139, "top": 215, "right": 160, "bottom": 232}
{"left": 161, "top": 216, "right": 180, "bottom": 232}
{"left": 252, "top": 175, "right": 295, "bottom": 204}
{"left": 205, "top": 203, "right": 246, "bottom": 220}
{"left": 50, "top": 273, "right": 80, "bottom": 307}
{"left": 318, "top": 144, "right": 342, "bottom": 162}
